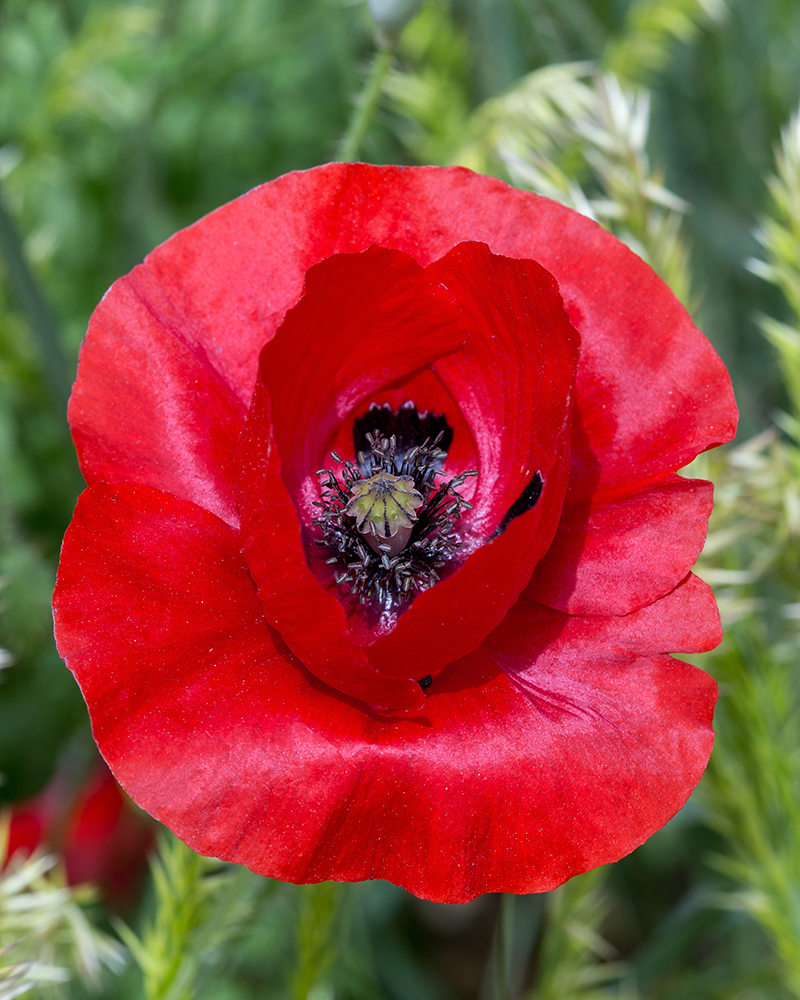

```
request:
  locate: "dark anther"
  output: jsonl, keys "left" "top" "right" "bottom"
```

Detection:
{"left": 418, "top": 675, "right": 433, "bottom": 691}
{"left": 314, "top": 402, "right": 476, "bottom": 611}
{"left": 354, "top": 401, "right": 452, "bottom": 473}
{"left": 490, "top": 471, "right": 544, "bottom": 539}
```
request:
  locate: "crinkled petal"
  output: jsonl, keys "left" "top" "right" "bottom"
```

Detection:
{"left": 252, "top": 244, "right": 469, "bottom": 512}
{"left": 426, "top": 242, "right": 580, "bottom": 538}
{"left": 53, "top": 492, "right": 716, "bottom": 902}
{"left": 526, "top": 477, "right": 714, "bottom": 615}
{"left": 326, "top": 366, "right": 478, "bottom": 481}
{"left": 506, "top": 573, "right": 722, "bottom": 658}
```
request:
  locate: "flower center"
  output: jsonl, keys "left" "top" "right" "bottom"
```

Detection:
{"left": 344, "top": 470, "right": 424, "bottom": 556}
{"left": 313, "top": 402, "right": 476, "bottom": 609}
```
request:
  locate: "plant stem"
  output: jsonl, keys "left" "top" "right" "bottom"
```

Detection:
{"left": 335, "top": 46, "right": 395, "bottom": 163}
{"left": 0, "top": 184, "right": 72, "bottom": 413}
{"left": 494, "top": 893, "right": 516, "bottom": 1000}
{"left": 292, "top": 882, "right": 344, "bottom": 1000}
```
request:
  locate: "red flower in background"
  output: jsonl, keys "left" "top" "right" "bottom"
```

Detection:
{"left": 3, "top": 761, "right": 153, "bottom": 908}
{"left": 53, "top": 164, "right": 737, "bottom": 903}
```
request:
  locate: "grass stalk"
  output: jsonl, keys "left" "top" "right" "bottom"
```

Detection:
{"left": 0, "top": 184, "right": 72, "bottom": 414}
{"left": 336, "top": 46, "right": 395, "bottom": 162}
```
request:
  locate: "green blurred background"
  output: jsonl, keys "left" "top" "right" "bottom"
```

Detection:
{"left": 2, "top": 0, "right": 800, "bottom": 997}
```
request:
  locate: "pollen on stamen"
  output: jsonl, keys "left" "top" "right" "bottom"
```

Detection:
{"left": 313, "top": 405, "right": 477, "bottom": 610}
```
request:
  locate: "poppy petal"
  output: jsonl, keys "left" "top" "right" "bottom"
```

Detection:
{"left": 365, "top": 241, "right": 580, "bottom": 676}
{"left": 233, "top": 246, "right": 471, "bottom": 709}
{"left": 251, "top": 244, "right": 469, "bottom": 512}
{"left": 70, "top": 281, "right": 246, "bottom": 526}
{"left": 54, "top": 490, "right": 716, "bottom": 902}
{"left": 56, "top": 484, "right": 425, "bottom": 717}
{"left": 326, "top": 366, "right": 478, "bottom": 481}
{"left": 526, "top": 477, "right": 714, "bottom": 615}
{"left": 503, "top": 572, "right": 722, "bottom": 659}
{"left": 425, "top": 241, "right": 580, "bottom": 537}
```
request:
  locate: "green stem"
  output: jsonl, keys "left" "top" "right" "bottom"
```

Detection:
{"left": 494, "top": 893, "right": 516, "bottom": 1000}
{"left": 335, "top": 46, "right": 395, "bottom": 163}
{"left": 0, "top": 184, "right": 72, "bottom": 413}
{"left": 292, "top": 882, "right": 344, "bottom": 1000}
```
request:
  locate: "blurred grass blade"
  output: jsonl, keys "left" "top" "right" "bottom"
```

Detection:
{"left": 603, "top": 0, "right": 726, "bottom": 83}
{"left": 692, "top": 97, "right": 800, "bottom": 997}
{"left": 292, "top": 881, "right": 344, "bottom": 1000}
{"left": 749, "top": 105, "right": 800, "bottom": 417}
{"left": 491, "top": 893, "right": 514, "bottom": 1000}
{"left": 0, "top": 184, "right": 72, "bottom": 413}
{"left": 485, "top": 892, "right": 542, "bottom": 1000}
{"left": 528, "top": 869, "right": 632, "bottom": 1000}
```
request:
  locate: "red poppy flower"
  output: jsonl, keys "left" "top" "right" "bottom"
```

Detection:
{"left": 53, "top": 164, "right": 737, "bottom": 903}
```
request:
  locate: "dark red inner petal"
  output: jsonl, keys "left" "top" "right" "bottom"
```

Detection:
{"left": 363, "top": 242, "right": 581, "bottom": 675}
{"left": 235, "top": 382, "right": 426, "bottom": 713}
{"left": 326, "top": 366, "right": 478, "bottom": 487}
{"left": 235, "top": 241, "right": 580, "bottom": 701}
{"left": 258, "top": 245, "right": 470, "bottom": 524}
{"left": 426, "top": 242, "right": 580, "bottom": 540}
{"left": 233, "top": 246, "right": 469, "bottom": 710}
{"left": 363, "top": 446, "right": 568, "bottom": 679}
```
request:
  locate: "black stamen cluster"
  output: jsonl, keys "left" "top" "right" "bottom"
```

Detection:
{"left": 313, "top": 430, "right": 477, "bottom": 609}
